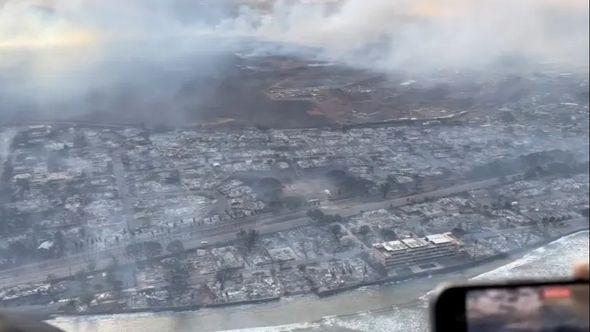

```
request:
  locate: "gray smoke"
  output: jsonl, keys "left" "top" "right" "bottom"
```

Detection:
{"left": 0, "top": 0, "right": 588, "bottom": 125}
{"left": 221, "top": 0, "right": 589, "bottom": 71}
{"left": 0, "top": 0, "right": 243, "bottom": 125}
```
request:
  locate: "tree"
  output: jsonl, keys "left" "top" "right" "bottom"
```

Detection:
{"left": 307, "top": 209, "right": 343, "bottom": 224}
{"left": 79, "top": 291, "right": 94, "bottom": 306}
{"left": 358, "top": 224, "right": 371, "bottom": 236}
{"left": 451, "top": 226, "right": 466, "bottom": 236}
{"left": 53, "top": 231, "right": 66, "bottom": 257}
{"left": 380, "top": 227, "right": 397, "bottom": 241}
{"left": 326, "top": 170, "right": 372, "bottom": 197}
{"left": 329, "top": 223, "right": 342, "bottom": 242}
{"left": 307, "top": 209, "right": 325, "bottom": 222}
{"left": 283, "top": 196, "right": 304, "bottom": 210}
{"left": 386, "top": 175, "right": 398, "bottom": 186}
{"left": 379, "top": 182, "right": 391, "bottom": 199}
{"left": 165, "top": 260, "right": 190, "bottom": 298}
{"left": 166, "top": 240, "right": 185, "bottom": 254}
{"left": 126, "top": 241, "right": 162, "bottom": 258}
{"left": 257, "top": 177, "right": 283, "bottom": 203}
{"left": 215, "top": 266, "right": 235, "bottom": 291}
{"left": 106, "top": 271, "right": 123, "bottom": 293}
{"left": 331, "top": 214, "right": 344, "bottom": 223}
{"left": 237, "top": 229, "right": 259, "bottom": 252}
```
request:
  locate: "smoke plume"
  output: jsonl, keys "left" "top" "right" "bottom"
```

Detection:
{"left": 0, "top": 0, "right": 588, "bottom": 125}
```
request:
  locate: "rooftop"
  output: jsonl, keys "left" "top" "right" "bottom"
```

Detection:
{"left": 373, "top": 232, "right": 460, "bottom": 254}
{"left": 425, "top": 232, "right": 457, "bottom": 245}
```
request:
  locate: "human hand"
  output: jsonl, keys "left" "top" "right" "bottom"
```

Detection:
{"left": 573, "top": 262, "right": 589, "bottom": 279}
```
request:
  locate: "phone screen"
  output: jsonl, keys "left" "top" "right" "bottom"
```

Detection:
{"left": 466, "top": 283, "right": 589, "bottom": 332}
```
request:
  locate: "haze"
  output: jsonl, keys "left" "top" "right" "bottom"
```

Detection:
{"left": 0, "top": 0, "right": 588, "bottom": 126}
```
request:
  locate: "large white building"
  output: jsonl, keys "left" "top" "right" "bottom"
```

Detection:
{"left": 372, "top": 232, "right": 462, "bottom": 269}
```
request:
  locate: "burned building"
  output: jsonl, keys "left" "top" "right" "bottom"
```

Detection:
{"left": 372, "top": 232, "right": 463, "bottom": 269}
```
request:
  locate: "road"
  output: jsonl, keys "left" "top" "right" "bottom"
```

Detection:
{"left": 0, "top": 175, "right": 516, "bottom": 288}
{"left": 322, "top": 176, "right": 510, "bottom": 215}
{"left": 112, "top": 150, "right": 136, "bottom": 231}
{"left": 0, "top": 215, "right": 311, "bottom": 288}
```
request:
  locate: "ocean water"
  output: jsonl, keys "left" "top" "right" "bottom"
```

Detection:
{"left": 50, "top": 231, "right": 589, "bottom": 332}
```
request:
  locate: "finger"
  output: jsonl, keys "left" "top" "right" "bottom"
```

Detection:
{"left": 573, "top": 262, "right": 589, "bottom": 279}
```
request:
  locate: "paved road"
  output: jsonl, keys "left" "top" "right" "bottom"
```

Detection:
{"left": 112, "top": 150, "right": 136, "bottom": 231}
{"left": 0, "top": 175, "right": 516, "bottom": 288}
{"left": 0, "top": 215, "right": 311, "bottom": 288}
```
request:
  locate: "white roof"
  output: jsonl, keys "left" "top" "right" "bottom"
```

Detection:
{"left": 38, "top": 241, "right": 54, "bottom": 250}
{"left": 426, "top": 233, "right": 454, "bottom": 245}
{"left": 383, "top": 240, "right": 407, "bottom": 252}
{"left": 402, "top": 237, "right": 429, "bottom": 248}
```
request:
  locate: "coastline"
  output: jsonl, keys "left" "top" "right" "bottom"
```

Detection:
{"left": 47, "top": 229, "right": 589, "bottom": 332}
{"left": 49, "top": 226, "right": 589, "bottom": 319}
{"left": 223, "top": 228, "right": 590, "bottom": 332}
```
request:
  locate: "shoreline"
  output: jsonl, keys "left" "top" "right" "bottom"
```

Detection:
{"left": 50, "top": 227, "right": 589, "bottom": 319}
{"left": 47, "top": 229, "right": 589, "bottom": 332}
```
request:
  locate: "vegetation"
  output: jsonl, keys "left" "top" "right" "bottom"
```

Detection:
{"left": 105, "top": 271, "right": 123, "bottom": 294}
{"left": 78, "top": 291, "right": 94, "bottom": 306}
{"left": 166, "top": 240, "right": 185, "bottom": 254}
{"left": 163, "top": 259, "right": 190, "bottom": 298}
{"left": 380, "top": 227, "right": 397, "bottom": 241}
{"left": 237, "top": 229, "right": 259, "bottom": 252}
{"left": 126, "top": 241, "right": 163, "bottom": 258}
{"left": 215, "top": 266, "right": 236, "bottom": 291}
{"left": 326, "top": 170, "right": 373, "bottom": 197}
{"left": 329, "top": 223, "right": 343, "bottom": 243}
{"left": 379, "top": 182, "right": 391, "bottom": 199}
{"left": 256, "top": 177, "right": 283, "bottom": 204}
{"left": 306, "top": 209, "right": 344, "bottom": 224}
{"left": 358, "top": 224, "right": 371, "bottom": 235}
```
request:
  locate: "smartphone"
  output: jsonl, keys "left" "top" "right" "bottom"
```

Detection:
{"left": 431, "top": 279, "right": 590, "bottom": 332}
